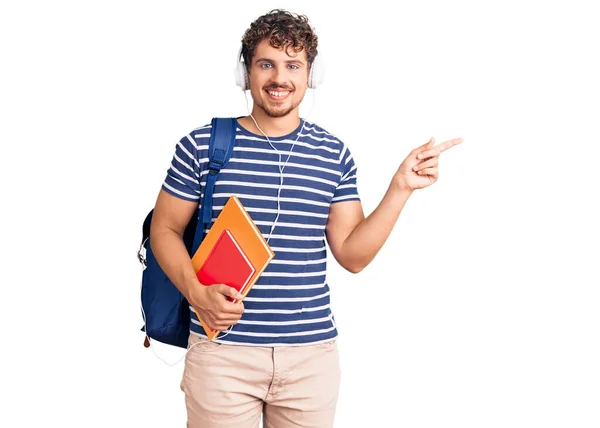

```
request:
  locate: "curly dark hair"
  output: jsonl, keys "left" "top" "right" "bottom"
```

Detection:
{"left": 241, "top": 9, "right": 319, "bottom": 73}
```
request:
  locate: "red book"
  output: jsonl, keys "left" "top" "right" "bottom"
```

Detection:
{"left": 196, "top": 229, "right": 256, "bottom": 301}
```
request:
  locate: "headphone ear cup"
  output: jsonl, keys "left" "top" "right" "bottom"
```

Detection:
{"left": 234, "top": 46, "right": 248, "bottom": 91}
{"left": 234, "top": 62, "right": 248, "bottom": 91}
{"left": 308, "top": 54, "right": 325, "bottom": 89}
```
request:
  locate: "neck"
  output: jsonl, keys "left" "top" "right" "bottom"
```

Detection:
{"left": 242, "top": 107, "right": 301, "bottom": 138}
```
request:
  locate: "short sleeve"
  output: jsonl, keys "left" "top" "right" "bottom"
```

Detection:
{"left": 161, "top": 133, "right": 201, "bottom": 202}
{"left": 331, "top": 142, "right": 360, "bottom": 203}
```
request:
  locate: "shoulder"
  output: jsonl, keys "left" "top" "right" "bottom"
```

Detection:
{"left": 300, "top": 120, "right": 350, "bottom": 156}
{"left": 173, "top": 123, "right": 212, "bottom": 157}
{"left": 301, "top": 120, "right": 356, "bottom": 162}
{"left": 187, "top": 123, "right": 213, "bottom": 144}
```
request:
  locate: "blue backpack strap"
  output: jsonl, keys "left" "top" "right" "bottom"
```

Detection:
{"left": 192, "top": 117, "right": 236, "bottom": 254}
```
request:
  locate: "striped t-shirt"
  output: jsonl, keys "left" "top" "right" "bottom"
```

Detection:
{"left": 162, "top": 117, "right": 360, "bottom": 347}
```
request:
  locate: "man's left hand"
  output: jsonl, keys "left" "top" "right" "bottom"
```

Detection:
{"left": 393, "top": 136, "right": 463, "bottom": 191}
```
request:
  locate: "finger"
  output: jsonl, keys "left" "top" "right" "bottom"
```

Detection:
{"left": 417, "top": 137, "right": 462, "bottom": 159}
{"left": 416, "top": 167, "right": 438, "bottom": 176}
{"left": 410, "top": 137, "right": 435, "bottom": 156}
{"left": 204, "top": 309, "right": 242, "bottom": 330}
{"left": 211, "top": 323, "right": 233, "bottom": 331}
{"left": 213, "top": 316, "right": 242, "bottom": 329}
{"left": 412, "top": 158, "right": 438, "bottom": 171}
{"left": 438, "top": 137, "right": 463, "bottom": 153}
{"left": 221, "top": 300, "right": 245, "bottom": 315}
{"left": 432, "top": 137, "right": 463, "bottom": 154}
{"left": 214, "top": 313, "right": 242, "bottom": 324}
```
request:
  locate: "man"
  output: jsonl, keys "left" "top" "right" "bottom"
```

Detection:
{"left": 150, "top": 9, "right": 462, "bottom": 428}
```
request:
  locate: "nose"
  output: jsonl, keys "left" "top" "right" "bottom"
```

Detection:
{"left": 270, "top": 65, "right": 288, "bottom": 87}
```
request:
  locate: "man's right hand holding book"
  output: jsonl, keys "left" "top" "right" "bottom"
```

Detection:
{"left": 188, "top": 282, "right": 245, "bottom": 332}
{"left": 150, "top": 191, "right": 248, "bottom": 334}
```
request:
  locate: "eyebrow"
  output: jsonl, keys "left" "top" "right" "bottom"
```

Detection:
{"left": 254, "top": 57, "right": 305, "bottom": 65}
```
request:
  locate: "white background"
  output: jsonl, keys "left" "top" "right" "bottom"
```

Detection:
{"left": 1, "top": 0, "right": 599, "bottom": 427}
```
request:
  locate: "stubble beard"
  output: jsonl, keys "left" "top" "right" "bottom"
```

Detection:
{"left": 255, "top": 94, "right": 300, "bottom": 118}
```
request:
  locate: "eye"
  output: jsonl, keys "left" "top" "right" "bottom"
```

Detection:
{"left": 260, "top": 63, "right": 273, "bottom": 69}
{"left": 288, "top": 64, "right": 299, "bottom": 70}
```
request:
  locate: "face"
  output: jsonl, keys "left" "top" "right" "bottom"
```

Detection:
{"left": 247, "top": 39, "right": 309, "bottom": 118}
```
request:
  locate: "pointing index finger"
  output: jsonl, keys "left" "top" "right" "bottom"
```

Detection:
{"left": 438, "top": 137, "right": 463, "bottom": 153}
{"left": 418, "top": 137, "right": 463, "bottom": 159}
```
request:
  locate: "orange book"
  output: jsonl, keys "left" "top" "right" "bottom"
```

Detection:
{"left": 191, "top": 195, "right": 275, "bottom": 340}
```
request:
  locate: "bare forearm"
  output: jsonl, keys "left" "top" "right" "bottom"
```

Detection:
{"left": 149, "top": 228, "right": 198, "bottom": 301}
{"left": 342, "top": 181, "right": 413, "bottom": 272}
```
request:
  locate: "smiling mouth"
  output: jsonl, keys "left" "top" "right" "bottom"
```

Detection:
{"left": 265, "top": 89, "right": 291, "bottom": 100}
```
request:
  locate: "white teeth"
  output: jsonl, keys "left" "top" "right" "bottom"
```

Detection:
{"left": 268, "top": 91, "right": 289, "bottom": 97}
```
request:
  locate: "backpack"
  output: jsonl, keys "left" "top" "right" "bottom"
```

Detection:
{"left": 137, "top": 117, "right": 237, "bottom": 348}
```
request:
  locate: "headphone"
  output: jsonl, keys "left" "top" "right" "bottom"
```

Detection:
{"left": 233, "top": 45, "right": 325, "bottom": 90}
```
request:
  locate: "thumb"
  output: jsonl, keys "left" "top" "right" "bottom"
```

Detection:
{"left": 217, "top": 284, "right": 244, "bottom": 300}
{"left": 411, "top": 137, "right": 435, "bottom": 156}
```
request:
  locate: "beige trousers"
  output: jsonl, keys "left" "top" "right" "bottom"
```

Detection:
{"left": 180, "top": 333, "right": 341, "bottom": 428}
